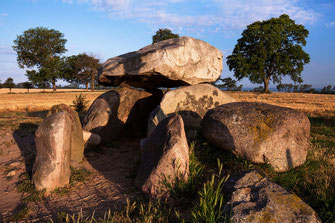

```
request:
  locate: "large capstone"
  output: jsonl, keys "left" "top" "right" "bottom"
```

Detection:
{"left": 135, "top": 115, "right": 189, "bottom": 197}
{"left": 147, "top": 84, "right": 236, "bottom": 137}
{"left": 203, "top": 102, "right": 310, "bottom": 172}
{"left": 98, "top": 37, "right": 223, "bottom": 89}
{"left": 82, "top": 87, "right": 162, "bottom": 143}
{"left": 33, "top": 112, "right": 72, "bottom": 191}
{"left": 224, "top": 170, "right": 321, "bottom": 223}
{"left": 47, "top": 104, "right": 84, "bottom": 163}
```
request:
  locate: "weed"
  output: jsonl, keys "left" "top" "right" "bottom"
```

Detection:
{"left": 72, "top": 93, "right": 89, "bottom": 112}
{"left": 162, "top": 141, "right": 204, "bottom": 201}
{"left": 49, "top": 199, "right": 176, "bottom": 223}
{"left": 17, "top": 173, "right": 44, "bottom": 202}
{"left": 70, "top": 167, "right": 91, "bottom": 185}
{"left": 53, "top": 186, "right": 71, "bottom": 196}
{"left": 192, "top": 159, "right": 229, "bottom": 223}
{"left": 11, "top": 206, "right": 29, "bottom": 221}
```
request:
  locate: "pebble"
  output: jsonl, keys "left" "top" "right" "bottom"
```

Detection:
{"left": 6, "top": 170, "right": 17, "bottom": 177}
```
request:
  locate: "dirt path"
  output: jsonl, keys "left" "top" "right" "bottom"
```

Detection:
{"left": 0, "top": 118, "right": 142, "bottom": 222}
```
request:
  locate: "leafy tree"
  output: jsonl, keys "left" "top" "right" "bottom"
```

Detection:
{"left": 299, "top": 84, "right": 312, "bottom": 93}
{"left": 12, "top": 27, "right": 67, "bottom": 92}
{"left": 321, "top": 85, "right": 333, "bottom": 94}
{"left": 26, "top": 69, "right": 50, "bottom": 92}
{"left": 152, "top": 28, "right": 180, "bottom": 43}
{"left": 3, "top": 77, "right": 15, "bottom": 93}
{"left": 22, "top": 81, "right": 34, "bottom": 93}
{"left": 227, "top": 14, "right": 310, "bottom": 93}
{"left": 214, "top": 77, "right": 243, "bottom": 91}
{"left": 63, "top": 53, "right": 100, "bottom": 91}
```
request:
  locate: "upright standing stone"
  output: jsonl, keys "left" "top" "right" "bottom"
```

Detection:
{"left": 33, "top": 112, "right": 72, "bottom": 191}
{"left": 98, "top": 37, "right": 223, "bottom": 89}
{"left": 135, "top": 115, "right": 189, "bottom": 197}
{"left": 48, "top": 104, "right": 84, "bottom": 162}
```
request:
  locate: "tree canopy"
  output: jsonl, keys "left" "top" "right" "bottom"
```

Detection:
{"left": 226, "top": 14, "right": 310, "bottom": 93}
{"left": 3, "top": 77, "right": 15, "bottom": 93}
{"left": 214, "top": 77, "right": 243, "bottom": 91}
{"left": 12, "top": 27, "right": 67, "bottom": 92}
{"left": 152, "top": 28, "right": 179, "bottom": 43}
{"left": 63, "top": 53, "right": 100, "bottom": 91}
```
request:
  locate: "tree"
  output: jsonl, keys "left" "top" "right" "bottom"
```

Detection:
{"left": 12, "top": 27, "right": 67, "bottom": 92}
{"left": 22, "top": 81, "right": 34, "bottom": 93}
{"left": 26, "top": 69, "right": 50, "bottom": 92}
{"left": 63, "top": 53, "right": 100, "bottom": 91}
{"left": 227, "top": 14, "right": 310, "bottom": 93}
{"left": 3, "top": 77, "right": 15, "bottom": 93}
{"left": 321, "top": 85, "right": 333, "bottom": 94}
{"left": 152, "top": 28, "right": 180, "bottom": 43}
{"left": 214, "top": 77, "right": 243, "bottom": 91}
{"left": 0, "top": 80, "right": 2, "bottom": 89}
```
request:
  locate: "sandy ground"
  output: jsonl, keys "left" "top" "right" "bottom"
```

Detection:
{"left": 0, "top": 118, "right": 142, "bottom": 222}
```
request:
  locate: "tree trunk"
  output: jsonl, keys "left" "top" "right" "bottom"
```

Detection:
{"left": 91, "top": 72, "right": 95, "bottom": 92}
{"left": 27, "top": 88, "right": 29, "bottom": 93}
{"left": 263, "top": 77, "right": 270, "bottom": 93}
{"left": 9, "top": 88, "right": 12, "bottom": 94}
{"left": 85, "top": 82, "right": 89, "bottom": 91}
{"left": 52, "top": 78, "right": 56, "bottom": 92}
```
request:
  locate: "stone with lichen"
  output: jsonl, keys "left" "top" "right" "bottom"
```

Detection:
{"left": 203, "top": 102, "right": 310, "bottom": 172}
{"left": 47, "top": 104, "right": 84, "bottom": 162}
{"left": 147, "top": 84, "right": 235, "bottom": 138}
{"left": 224, "top": 170, "right": 321, "bottom": 223}
{"left": 98, "top": 36, "right": 223, "bottom": 89}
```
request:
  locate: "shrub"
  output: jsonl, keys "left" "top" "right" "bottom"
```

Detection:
{"left": 72, "top": 93, "right": 89, "bottom": 112}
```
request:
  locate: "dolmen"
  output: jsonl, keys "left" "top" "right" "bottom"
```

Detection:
{"left": 32, "top": 35, "right": 315, "bottom": 223}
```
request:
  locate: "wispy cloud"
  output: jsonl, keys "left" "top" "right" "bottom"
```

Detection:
{"left": 0, "top": 45, "right": 16, "bottom": 56}
{"left": 62, "top": 0, "right": 319, "bottom": 32}
{"left": 326, "top": 21, "right": 335, "bottom": 28}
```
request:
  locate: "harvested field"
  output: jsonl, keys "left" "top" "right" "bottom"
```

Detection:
{"left": 1, "top": 89, "right": 334, "bottom": 117}
{"left": 0, "top": 90, "right": 107, "bottom": 113}
{"left": 0, "top": 88, "right": 85, "bottom": 94}
{"left": 228, "top": 91, "right": 335, "bottom": 117}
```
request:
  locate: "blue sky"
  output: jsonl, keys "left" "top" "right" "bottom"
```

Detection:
{"left": 1, "top": 0, "right": 335, "bottom": 88}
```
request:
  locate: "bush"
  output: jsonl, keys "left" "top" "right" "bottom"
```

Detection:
{"left": 72, "top": 93, "right": 89, "bottom": 112}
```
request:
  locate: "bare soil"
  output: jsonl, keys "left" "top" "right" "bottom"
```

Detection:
{"left": 0, "top": 112, "right": 142, "bottom": 222}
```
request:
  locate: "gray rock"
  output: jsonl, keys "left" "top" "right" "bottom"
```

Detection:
{"left": 203, "top": 102, "right": 310, "bottom": 172}
{"left": 224, "top": 170, "right": 321, "bottom": 223}
{"left": 98, "top": 37, "right": 223, "bottom": 89}
{"left": 135, "top": 115, "right": 189, "bottom": 197}
{"left": 33, "top": 112, "right": 72, "bottom": 191}
{"left": 82, "top": 130, "right": 101, "bottom": 147}
{"left": 47, "top": 104, "right": 84, "bottom": 162}
{"left": 147, "top": 84, "right": 236, "bottom": 137}
{"left": 82, "top": 87, "right": 162, "bottom": 143}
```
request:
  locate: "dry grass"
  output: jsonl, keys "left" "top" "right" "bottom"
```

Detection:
{"left": 0, "top": 90, "right": 106, "bottom": 113}
{"left": 0, "top": 88, "right": 87, "bottom": 94}
{"left": 227, "top": 91, "right": 335, "bottom": 117}
{"left": 0, "top": 89, "right": 334, "bottom": 117}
